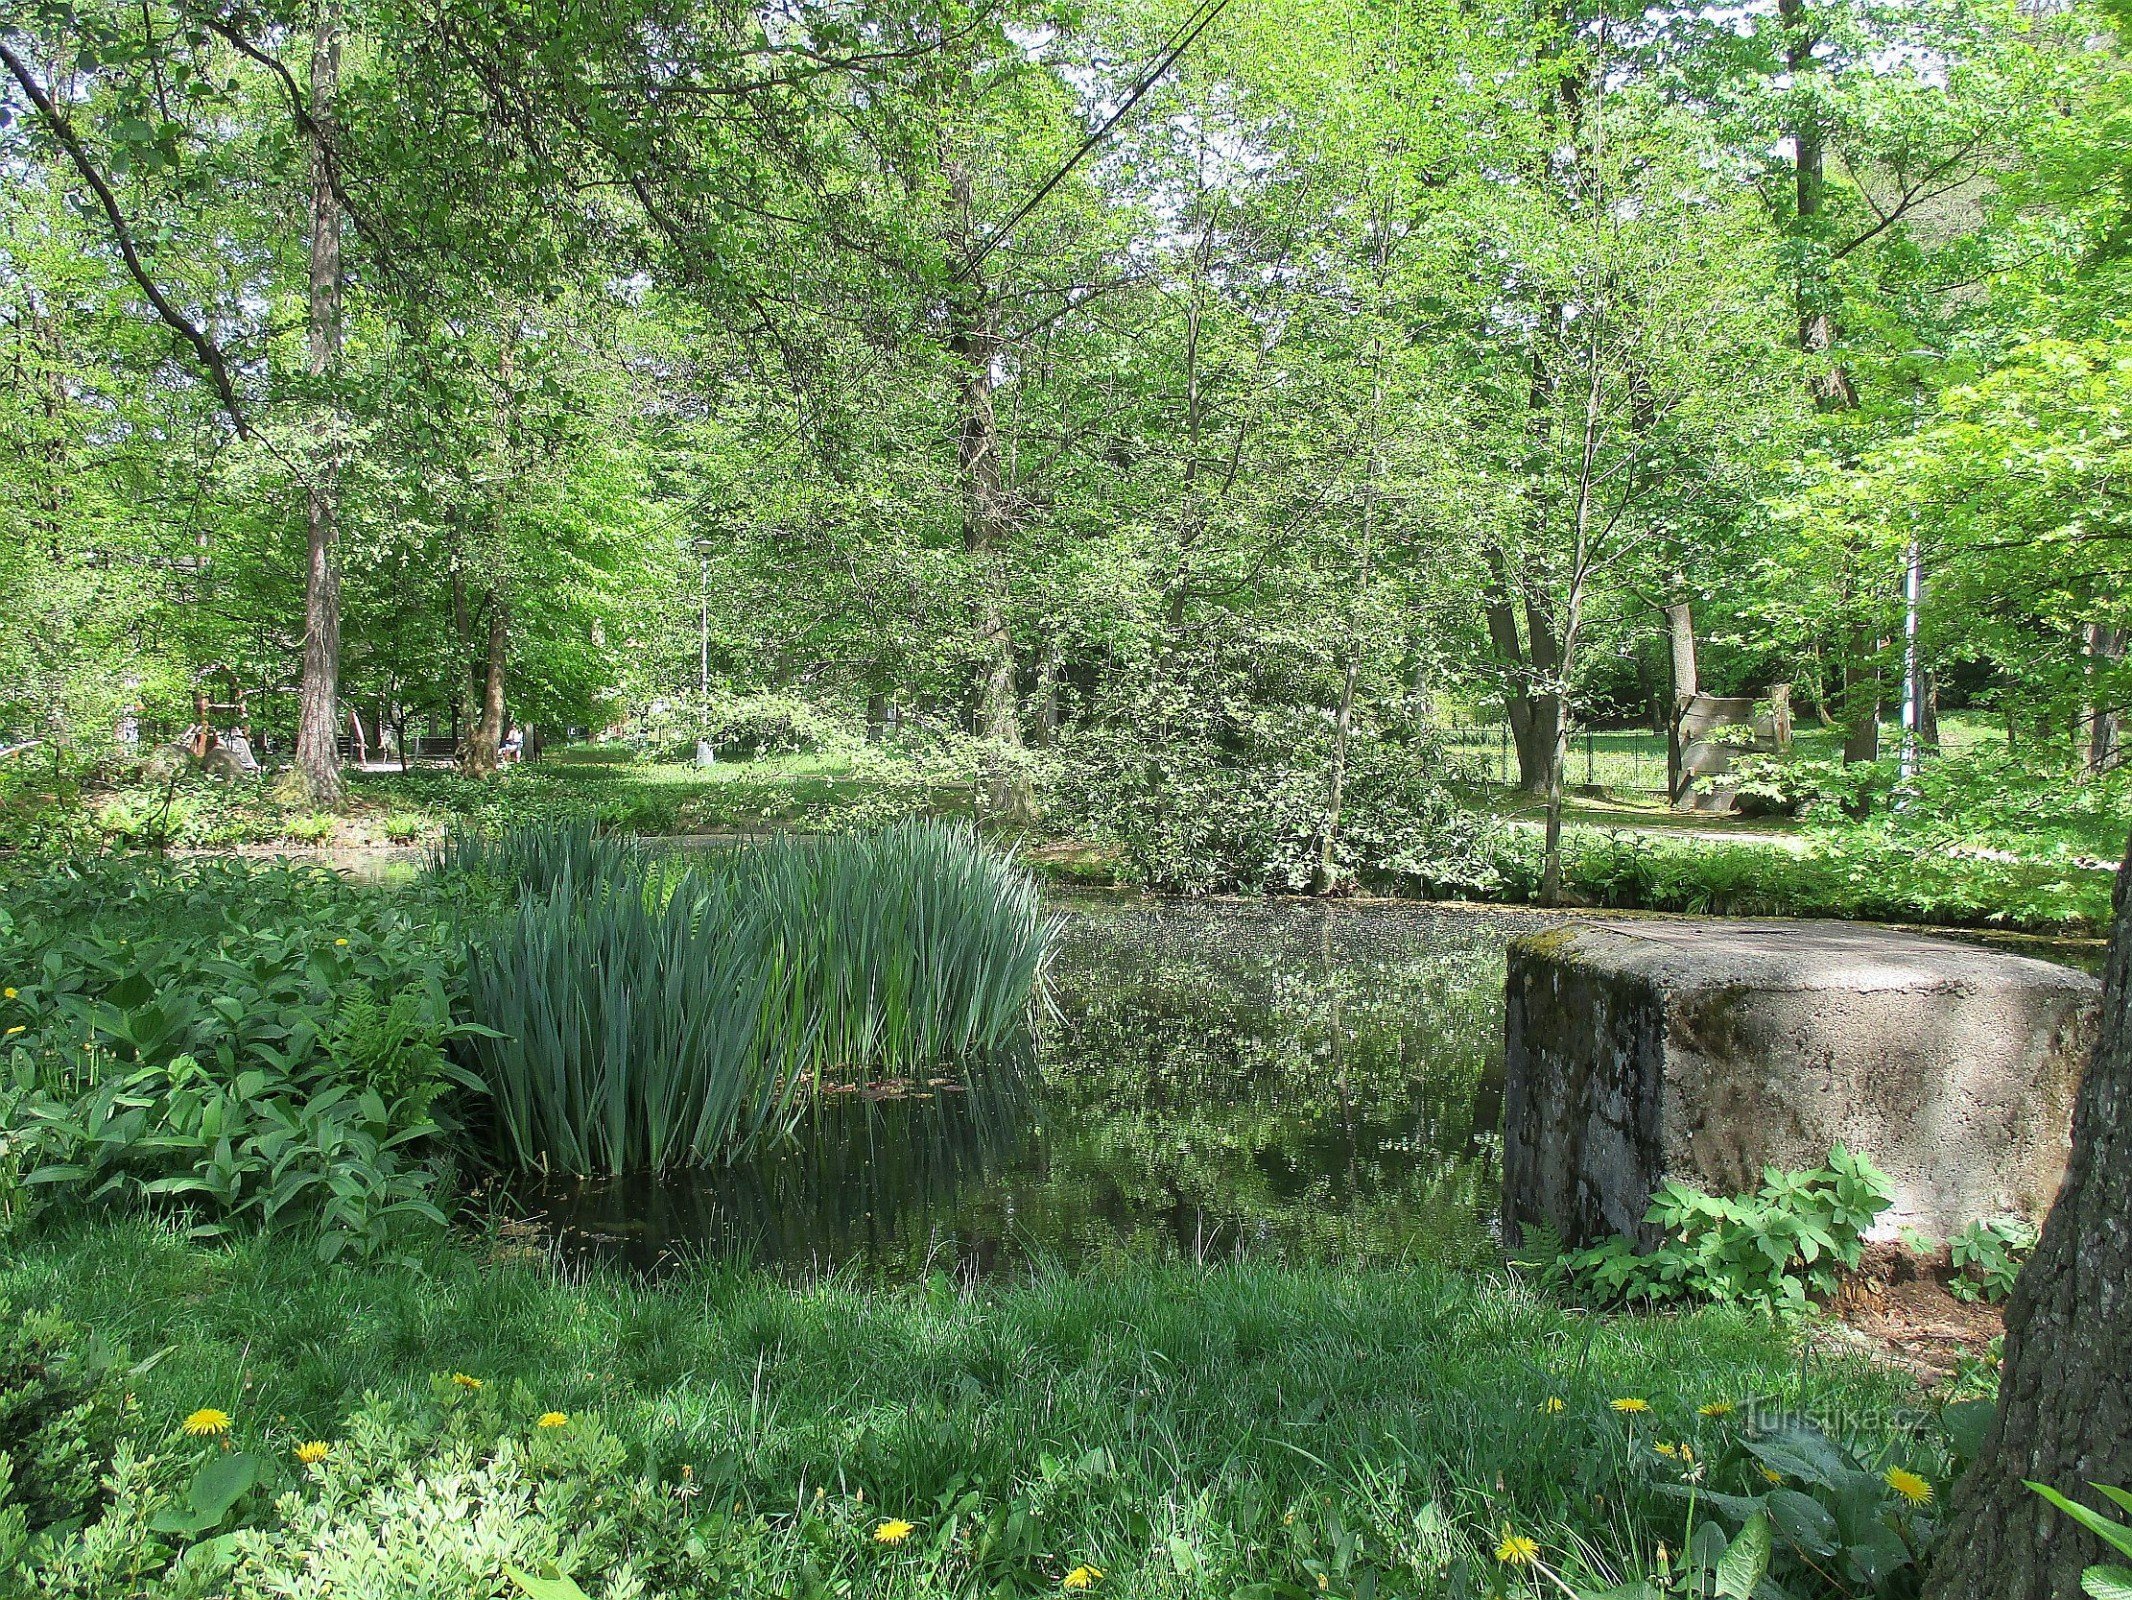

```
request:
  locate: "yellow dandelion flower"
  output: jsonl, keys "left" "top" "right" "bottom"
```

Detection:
{"left": 1654, "top": 1442, "right": 1681, "bottom": 1460}
{"left": 5, "top": 986, "right": 18, "bottom": 999}
{"left": 295, "top": 1440, "right": 330, "bottom": 1465}
{"left": 182, "top": 1408, "right": 232, "bottom": 1437}
{"left": 873, "top": 1519, "right": 914, "bottom": 1545}
{"left": 334, "top": 939, "right": 348, "bottom": 947}
{"left": 1495, "top": 1532, "right": 1540, "bottom": 1567}
{"left": 1760, "top": 1465, "right": 1785, "bottom": 1485}
{"left": 451, "top": 1373, "right": 483, "bottom": 1390}
{"left": 1062, "top": 1566, "right": 1104, "bottom": 1590}
{"left": 1698, "top": 1400, "right": 1734, "bottom": 1418}
{"left": 4, "top": 1026, "right": 22, "bottom": 1037}
{"left": 1884, "top": 1468, "right": 1933, "bottom": 1507}
{"left": 1539, "top": 1396, "right": 1565, "bottom": 1414}
{"left": 1611, "top": 1397, "right": 1650, "bottom": 1414}
{"left": 535, "top": 1411, "right": 569, "bottom": 1429}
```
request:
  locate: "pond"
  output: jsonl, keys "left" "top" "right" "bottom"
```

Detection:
{"left": 504, "top": 896, "right": 1554, "bottom": 1278}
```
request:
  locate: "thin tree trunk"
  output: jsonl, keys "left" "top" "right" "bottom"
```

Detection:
{"left": 1779, "top": 0, "right": 1855, "bottom": 410}
{"left": 1664, "top": 601, "right": 1698, "bottom": 802}
{"left": 460, "top": 594, "right": 507, "bottom": 777}
{"left": 292, "top": 0, "right": 344, "bottom": 804}
{"left": 1318, "top": 313, "right": 1388, "bottom": 896}
{"left": 945, "top": 167, "right": 1029, "bottom": 822}
{"left": 1031, "top": 634, "right": 1060, "bottom": 749}
{"left": 2085, "top": 623, "right": 2125, "bottom": 774}
{"left": 1926, "top": 830, "right": 2132, "bottom": 1600}
{"left": 1540, "top": 314, "right": 1606, "bottom": 906}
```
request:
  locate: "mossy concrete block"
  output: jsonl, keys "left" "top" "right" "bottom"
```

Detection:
{"left": 1501, "top": 919, "right": 2100, "bottom": 1249}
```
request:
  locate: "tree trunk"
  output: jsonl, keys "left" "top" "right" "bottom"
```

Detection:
{"left": 1482, "top": 568, "right": 1561, "bottom": 797}
{"left": 1664, "top": 602, "right": 1699, "bottom": 707}
{"left": 946, "top": 169, "right": 1029, "bottom": 823}
{"left": 1664, "top": 601, "right": 1698, "bottom": 802}
{"left": 1031, "top": 634, "right": 1060, "bottom": 749}
{"left": 1925, "top": 829, "right": 2132, "bottom": 1600}
{"left": 1318, "top": 319, "right": 1388, "bottom": 897}
{"left": 1779, "top": 0, "right": 1856, "bottom": 410}
{"left": 460, "top": 595, "right": 507, "bottom": 777}
{"left": 292, "top": 0, "right": 344, "bottom": 804}
{"left": 2085, "top": 623, "right": 2125, "bottom": 774}
{"left": 1843, "top": 626, "right": 1882, "bottom": 764}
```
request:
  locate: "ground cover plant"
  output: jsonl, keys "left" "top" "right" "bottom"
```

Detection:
{"left": 0, "top": 1220, "right": 1972, "bottom": 1600}
{"left": 0, "top": 856, "right": 484, "bottom": 1260}
{"left": 1541, "top": 1147, "right": 1897, "bottom": 1316}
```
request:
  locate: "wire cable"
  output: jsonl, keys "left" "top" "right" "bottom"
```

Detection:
{"left": 951, "top": 0, "right": 1235, "bottom": 284}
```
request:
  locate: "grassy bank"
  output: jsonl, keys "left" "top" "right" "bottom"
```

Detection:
{"left": 5, "top": 740, "right": 2118, "bottom": 933}
{"left": 0, "top": 752, "right": 961, "bottom": 852}
{"left": 2, "top": 1221, "right": 1944, "bottom": 1598}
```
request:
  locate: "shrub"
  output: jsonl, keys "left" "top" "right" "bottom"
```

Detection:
{"left": 1061, "top": 722, "right": 1495, "bottom": 896}
{"left": 1626, "top": 1412, "right": 1969, "bottom": 1600}
{"left": 1542, "top": 1145, "right": 1896, "bottom": 1314}
{"left": 0, "top": 1302, "right": 131, "bottom": 1537}
{"left": 450, "top": 820, "right": 1055, "bottom": 1174}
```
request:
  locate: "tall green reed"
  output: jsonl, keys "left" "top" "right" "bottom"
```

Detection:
{"left": 438, "top": 820, "right": 1056, "bottom": 1174}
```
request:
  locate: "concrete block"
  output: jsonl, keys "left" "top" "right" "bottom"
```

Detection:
{"left": 1501, "top": 919, "right": 2100, "bottom": 1249}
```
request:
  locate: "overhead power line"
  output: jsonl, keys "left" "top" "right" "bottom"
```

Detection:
{"left": 951, "top": 0, "right": 1236, "bottom": 285}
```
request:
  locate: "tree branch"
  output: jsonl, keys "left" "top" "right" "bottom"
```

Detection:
{"left": 0, "top": 38, "right": 253, "bottom": 436}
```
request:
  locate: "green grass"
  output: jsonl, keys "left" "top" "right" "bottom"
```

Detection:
{"left": 1444, "top": 712, "right": 2017, "bottom": 798}
{"left": 0, "top": 1220, "right": 1938, "bottom": 1596}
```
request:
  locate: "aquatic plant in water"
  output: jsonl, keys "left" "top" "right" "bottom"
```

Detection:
{"left": 447, "top": 820, "right": 1056, "bottom": 1174}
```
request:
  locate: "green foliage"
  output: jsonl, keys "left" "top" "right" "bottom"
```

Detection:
{"left": 2026, "top": 1481, "right": 2132, "bottom": 1600}
{"left": 1948, "top": 1216, "right": 2038, "bottom": 1304}
{"left": 450, "top": 820, "right": 1055, "bottom": 1174}
{"left": 0, "top": 1303, "right": 131, "bottom": 1537}
{"left": 1550, "top": 1146, "right": 1896, "bottom": 1314}
{"left": 1065, "top": 720, "right": 1496, "bottom": 896}
{"left": 1615, "top": 1414, "right": 1967, "bottom": 1600}
{"left": 1486, "top": 827, "right": 2117, "bottom": 934}
{"left": 629, "top": 691, "right": 860, "bottom": 762}
{"left": 0, "top": 857, "right": 479, "bottom": 1258}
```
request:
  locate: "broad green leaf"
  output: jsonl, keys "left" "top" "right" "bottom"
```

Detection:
{"left": 1714, "top": 1511, "right": 1772, "bottom": 1598}
{"left": 506, "top": 1566, "right": 592, "bottom": 1600}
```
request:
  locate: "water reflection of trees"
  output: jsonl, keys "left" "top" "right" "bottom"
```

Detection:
{"left": 522, "top": 901, "right": 1538, "bottom": 1275}
{"left": 1015, "top": 901, "right": 1528, "bottom": 1268}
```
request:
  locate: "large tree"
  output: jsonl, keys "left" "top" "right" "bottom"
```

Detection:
{"left": 1926, "top": 826, "right": 2132, "bottom": 1596}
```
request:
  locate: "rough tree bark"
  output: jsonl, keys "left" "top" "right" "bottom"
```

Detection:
{"left": 1925, "top": 830, "right": 2132, "bottom": 1599}
{"left": 292, "top": 0, "right": 344, "bottom": 804}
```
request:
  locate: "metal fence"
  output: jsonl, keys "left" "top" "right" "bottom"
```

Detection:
{"left": 1436, "top": 725, "right": 1670, "bottom": 794}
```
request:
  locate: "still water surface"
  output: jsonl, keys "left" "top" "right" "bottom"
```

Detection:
{"left": 510, "top": 896, "right": 1551, "bottom": 1277}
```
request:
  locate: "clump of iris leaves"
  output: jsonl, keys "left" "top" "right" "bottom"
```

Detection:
{"left": 0, "top": 819, "right": 1056, "bottom": 1262}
